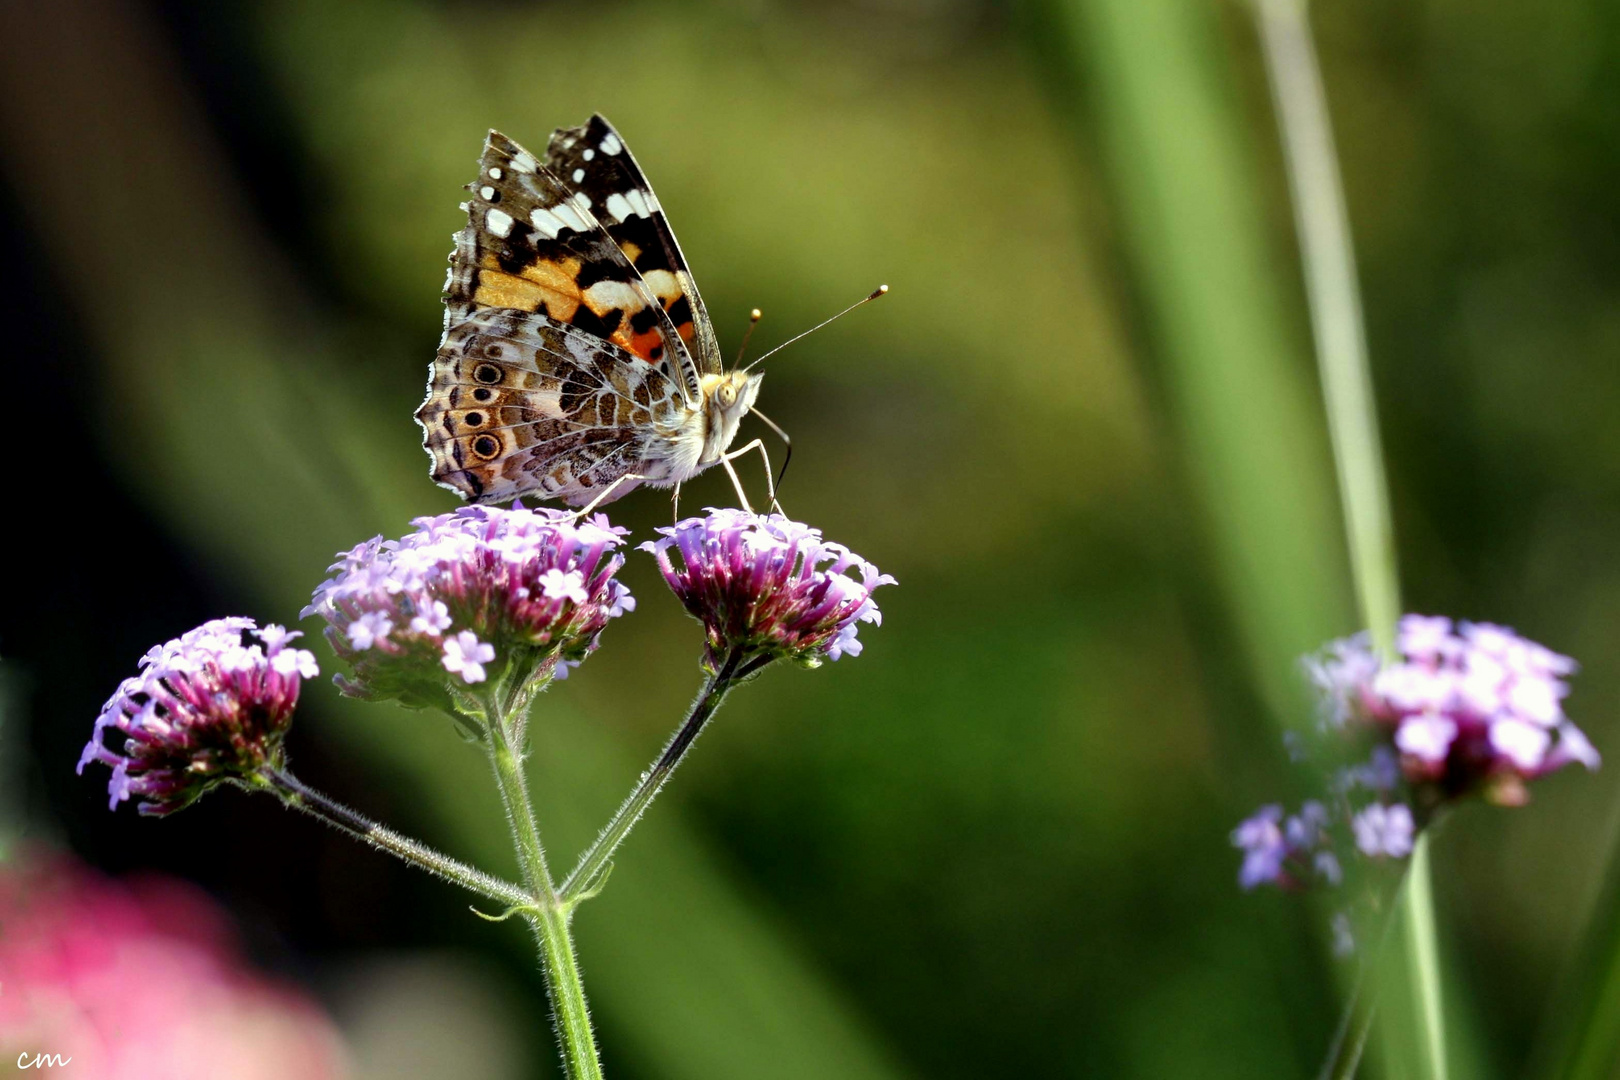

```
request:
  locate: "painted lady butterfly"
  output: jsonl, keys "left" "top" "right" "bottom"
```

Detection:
{"left": 416, "top": 115, "right": 769, "bottom": 512}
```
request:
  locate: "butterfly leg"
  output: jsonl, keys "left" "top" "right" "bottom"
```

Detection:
{"left": 715, "top": 439, "right": 785, "bottom": 517}
{"left": 718, "top": 455, "right": 755, "bottom": 515}
{"left": 567, "top": 473, "right": 652, "bottom": 523}
{"left": 671, "top": 482, "right": 683, "bottom": 524}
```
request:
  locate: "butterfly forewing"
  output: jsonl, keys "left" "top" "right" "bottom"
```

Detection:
{"left": 421, "top": 121, "right": 739, "bottom": 509}
{"left": 546, "top": 115, "right": 724, "bottom": 377}
{"left": 417, "top": 308, "right": 688, "bottom": 506}
{"left": 444, "top": 130, "right": 701, "bottom": 402}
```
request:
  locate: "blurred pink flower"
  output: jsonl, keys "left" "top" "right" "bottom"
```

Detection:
{"left": 0, "top": 851, "right": 349, "bottom": 1079}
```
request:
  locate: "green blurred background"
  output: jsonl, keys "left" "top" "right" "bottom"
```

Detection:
{"left": 1, "top": 0, "right": 1616, "bottom": 1076}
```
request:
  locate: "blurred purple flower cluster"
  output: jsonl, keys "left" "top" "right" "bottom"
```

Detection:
{"left": 77, "top": 618, "right": 316, "bottom": 816}
{"left": 640, "top": 508, "right": 895, "bottom": 671}
{"left": 1311, "top": 615, "right": 1598, "bottom": 804}
{"left": 1234, "top": 616, "right": 1597, "bottom": 896}
{"left": 303, "top": 505, "right": 635, "bottom": 705}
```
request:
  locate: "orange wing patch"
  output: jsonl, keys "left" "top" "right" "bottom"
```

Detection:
{"left": 544, "top": 115, "right": 723, "bottom": 374}
{"left": 441, "top": 129, "right": 701, "bottom": 401}
{"left": 472, "top": 254, "right": 669, "bottom": 364}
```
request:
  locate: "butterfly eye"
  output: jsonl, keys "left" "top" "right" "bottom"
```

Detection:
{"left": 717, "top": 384, "right": 736, "bottom": 408}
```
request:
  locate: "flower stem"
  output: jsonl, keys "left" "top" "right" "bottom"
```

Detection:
{"left": 484, "top": 711, "right": 603, "bottom": 1080}
{"left": 1402, "top": 835, "right": 1447, "bottom": 1080}
{"left": 261, "top": 765, "right": 531, "bottom": 909}
{"left": 1251, "top": 2, "right": 1444, "bottom": 1077}
{"left": 560, "top": 648, "right": 754, "bottom": 903}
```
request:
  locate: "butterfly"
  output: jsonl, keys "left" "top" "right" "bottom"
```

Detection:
{"left": 415, "top": 115, "right": 768, "bottom": 511}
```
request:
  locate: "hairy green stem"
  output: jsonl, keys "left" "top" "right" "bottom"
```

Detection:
{"left": 561, "top": 648, "right": 757, "bottom": 902}
{"left": 261, "top": 765, "right": 531, "bottom": 909}
{"left": 1252, "top": 1, "right": 1444, "bottom": 1077}
{"left": 484, "top": 710, "right": 603, "bottom": 1080}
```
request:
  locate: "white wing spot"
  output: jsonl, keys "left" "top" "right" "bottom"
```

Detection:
{"left": 603, "top": 193, "right": 632, "bottom": 223}
{"left": 599, "top": 132, "right": 623, "bottom": 155}
{"left": 584, "top": 280, "right": 642, "bottom": 314}
{"left": 623, "top": 189, "right": 651, "bottom": 219}
{"left": 510, "top": 150, "right": 539, "bottom": 173}
{"left": 582, "top": 148, "right": 596, "bottom": 161}
{"left": 479, "top": 185, "right": 496, "bottom": 200}
{"left": 487, "top": 166, "right": 503, "bottom": 180}
{"left": 530, "top": 207, "right": 565, "bottom": 238}
{"left": 572, "top": 168, "right": 586, "bottom": 183}
{"left": 642, "top": 269, "right": 678, "bottom": 302}
{"left": 486, "top": 208, "right": 514, "bottom": 237}
{"left": 571, "top": 191, "right": 593, "bottom": 211}
{"left": 551, "top": 201, "right": 588, "bottom": 232}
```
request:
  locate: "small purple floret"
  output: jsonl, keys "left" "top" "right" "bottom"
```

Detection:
{"left": 1230, "top": 802, "right": 1345, "bottom": 890}
{"left": 1232, "top": 805, "right": 1287, "bottom": 890}
{"left": 303, "top": 506, "right": 635, "bottom": 705}
{"left": 1351, "top": 803, "right": 1414, "bottom": 858}
{"left": 638, "top": 509, "right": 895, "bottom": 670}
{"left": 79, "top": 619, "right": 316, "bottom": 816}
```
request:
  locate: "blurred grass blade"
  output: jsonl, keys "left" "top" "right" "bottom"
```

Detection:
{"left": 1251, "top": 0, "right": 1399, "bottom": 650}
{"left": 0, "top": 2, "right": 909, "bottom": 1077}
{"left": 1042, "top": 0, "right": 1353, "bottom": 726}
{"left": 1042, "top": 0, "right": 1457, "bottom": 1076}
{"left": 1250, "top": 2, "right": 1444, "bottom": 1075}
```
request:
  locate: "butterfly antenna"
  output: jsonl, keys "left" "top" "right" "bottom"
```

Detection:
{"left": 733, "top": 308, "right": 764, "bottom": 368}
{"left": 749, "top": 407, "right": 793, "bottom": 495}
{"left": 742, "top": 284, "right": 888, "bottom": 372}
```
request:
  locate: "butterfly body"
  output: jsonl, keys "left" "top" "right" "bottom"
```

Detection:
{"left": 417, "top": 117, "right": 758, "bottom": 508}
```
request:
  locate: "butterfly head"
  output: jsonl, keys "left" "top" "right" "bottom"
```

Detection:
{"left": 700, "top": 370, "right": 764, "bottom": 463}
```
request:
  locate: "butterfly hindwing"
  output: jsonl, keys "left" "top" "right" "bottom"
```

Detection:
{"left": 444, "top": 130, "right": 702, "bottom": 403}
{"left": 417, "top": 308, "right": 687, "bottom": 506}
{"left": 546, "top": 115, "right": 724, "bottom": 377}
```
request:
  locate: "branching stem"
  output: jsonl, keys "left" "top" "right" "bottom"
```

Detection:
{"left": 262, "top": 765, "right": 531, "bottom": 909}
{"left": 561, "top": 647, "right": 764, "bottom": 902}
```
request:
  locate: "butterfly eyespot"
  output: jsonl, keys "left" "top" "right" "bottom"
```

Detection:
{"left": 463, "top": 412, "right": 485, "bottom": 427}
{"left": 481, "top": 344, "right": 506, "bottom": 360}
{"left": 472, "top": 435, "right": 500, "bottom": 458}
{"left": 472, "top": 387, "right": 494, "bottom": 402}
{"left": 474, "top": 363, "right": 502, "bottom": 383}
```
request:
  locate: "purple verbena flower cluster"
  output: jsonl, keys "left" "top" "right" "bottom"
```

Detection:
{"left": 77, "top": 619, "right": 317, "bottom": 816}
{"left": 1311, "top": 615, "right": 1598, "bottom": 804}
{"left": 640, "top": 509, "right": 895, "bottom": 671}
{"left": 1235, "top": 616, "right": 1598, "bottom": 899}
{"left": 302, "top": 506, "right": 634, "bottom": 706}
